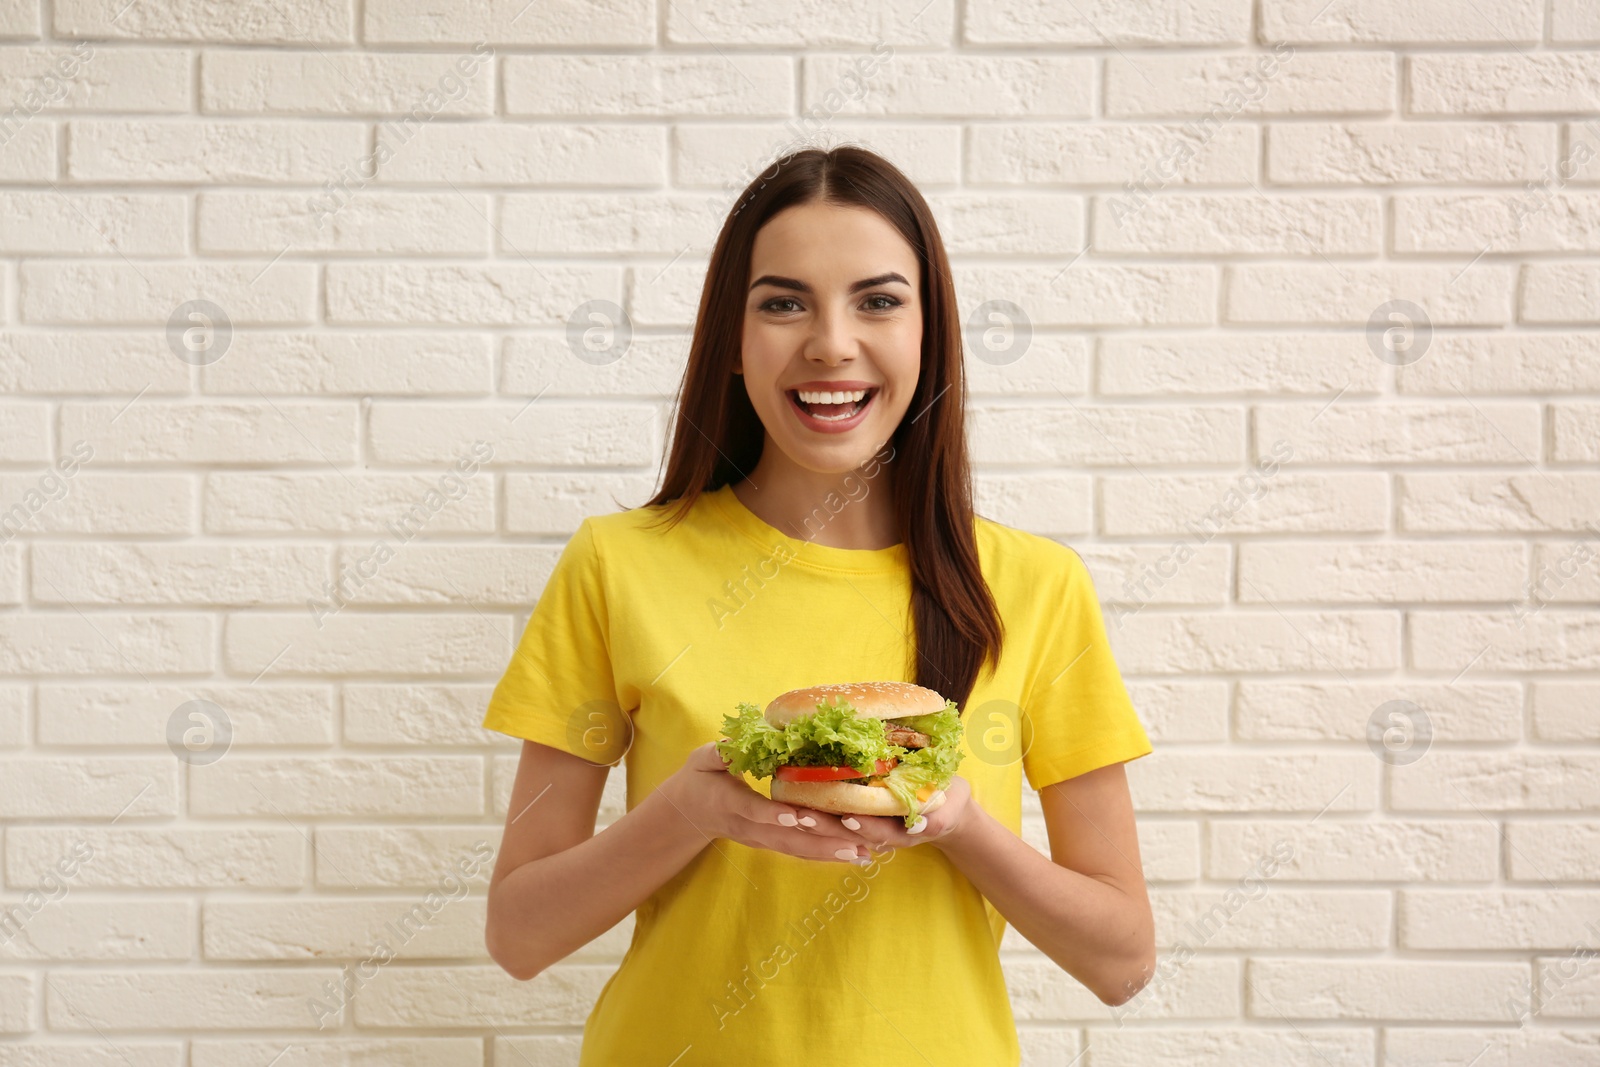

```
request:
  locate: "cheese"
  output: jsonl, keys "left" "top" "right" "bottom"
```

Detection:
{"left": 915, "top": 784, "right": 935, "bottom": 802}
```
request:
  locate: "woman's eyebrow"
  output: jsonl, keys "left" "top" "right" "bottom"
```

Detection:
{"left": 748, "top": 271, "right": 910, "bottom": 294}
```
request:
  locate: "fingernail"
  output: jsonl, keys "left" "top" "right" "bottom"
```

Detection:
{"left": 842, "top": 817, "right": 860, "bottom": 830}
{"left": 907, "top": 816, "right": 927, "bottom": 835}
{"left": 835, "top": 847, "right": 856, "bottom": 860}
{"left": 798, "top": 816, "right": 816, "bottom": 827}
{"left": 778, "top": 813, "right": 797, "bottom": 826}
{"left": 931, "top": 790, "right": 946, "bottom": 804}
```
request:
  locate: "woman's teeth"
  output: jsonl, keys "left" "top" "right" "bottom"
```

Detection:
{"left": 793, "top": 388, "right": 871, "bottom": 422}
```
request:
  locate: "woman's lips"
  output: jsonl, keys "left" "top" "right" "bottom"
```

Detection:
{"left": 787, "top": 387, "right": 876, "bottom": 434}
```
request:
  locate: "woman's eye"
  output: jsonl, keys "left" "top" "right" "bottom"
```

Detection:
{"left": 762, "top": 297, "right": 801, "bottom": 313}
{"left": 865, "top": 295, "right": 902, "bottom": 311}
{"left": 758, "top": 295, "right": 902, "bottom": 314}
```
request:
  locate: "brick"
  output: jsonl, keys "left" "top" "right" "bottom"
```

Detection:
{"left": 204, "top": 472, "right": 494, "bottom": 535}
{"left": 973, "top": 473, "right": 1092, "bottom": 536}
{"left": 0, "top": 192, "right": 185, "bottom": 255}
{"left": 1301, "top": 524, "right": 1540, "bottom": 602}
{"left": 0, "top": 686, "right": 22, "bottom": 747}
{"left": 1521, "top": 263, "right": 1600, "bottom": 323}
{"left": 504, "top": 473, "right": 660, "bottom": 535}
{"left": 498, "top": 193, "right": 730, "bottom": 257}
{"left": 314, "top": 827, "right": 500, "bottom": 889}
{"left": 969, "top": 123, "right": 1257, "bottom": 185}
{"left": 1209, "top": 819, "right": 1498, "bottom": 881}
{"left": 0, "top": 334, "right": 188, "bottom": 393}
{"left": 0, "top": 402, "right": 48, "bottom": 462}
{"left": 0, "top": 474, "right": 193, "bottom": 537}
{"left": 505, "top": 55, "right": 792, "bottom": 117}
{"left": 1401, "top": 890, "right": 1600, "bottom": 949}
{"left": 224, "top": 612, "right": 510, "bottom": 677}
{"left": 335, "top": 544, "right": 558, "bottom": 607}
{"left": 354, "top": 964, "right": 614, "bottom": 1027}
{"left": 201, "top": 332, "right": 492, "bottom": 396}
{"left": 59, "top": 401, "right": 357, "bottom": 464}
{"left": 1395, "top": 193, "right": 1600, "bottom": 253}
{"left": 363, "top": 0, "right": 652, "bottom": 45}
{"left": 344, "top": 684, "right": 507, "bottom": 746}
{"left": 20, "top": 262, "right": 315, "bottom": 325}
{"left": 1085, "top": 544, "right": 1230, "bottom": 609}
{"left": 1127, "top": 752, "right": 1378, "bottom": 811}
{"left": 972, "top": 404, "right": 1241, "bottom": 465}
{"left": 36, "top": 684, "right": 333, "bottom": 747}
{"left": 325, "top": 264, "right": 619, "bottom": 325}
{"left": 1252, "top": 401, "right": 1540, "bottom": 464}
{"left": 1386, "top": 1029, "right": 1600, "bottom": 1067}
{"left": 1125, "top": 681, "right": 1230, "bottom": 742}
{"left": 0, "top": 123, "right": 53, "bottom": 180}
{"left": 0, "top": 1043, "right": 180, "bottom": 1065}
{"left": 1553, "top": 403, "right": 1600, "bottom": 462}
{"left": 1389, "top": 753, "right": 1600, "bottom": 811}
{"left": 1154, "top": 888, "right": 1390, "bottom": 949}
{"left": 46, "top": 970, "right": 342, "bottom": 1030}
{"left": 368, "top": 402, "right": 656, "bottom": 465}
{"left": 1411, "top": 610, "right": 1600, "bottom": 671}
{"left": 1011, "top": 956, "right": 1238, "bottom": 1021}
{"left": 1533, "top": 682, "right": 1600, "bottom": 741}
{"left": 200, "top": 50, "right": 491, "bottom": 115}
{"left": 1400, "top": 473, "right": 1600, "bottom": 532}
{"left": 1268, "top": 122, "right": 1553, "bottom": 184}
{"left": 0, "top": 758, "right": 175, "bottom": 818}
{"left": 1235, "top": 680, "right": 1521, "bottom": 742}
{"left": 959, "top": 266, "right": 1215, "bottom": 327}
{"left": 1395, "top": 333, "right": 1600, "bottom": 393}
{"left": 33, "top": 543, "right": 329, "bottom": 605}
{"left": 376, "top": 124, "right": 664, "bottom": 184}
{"left": 968, "top": 0, "right": 1247, "bottom": 43}
{"left": 68, "top": 119, "right": 365, "bottom": 182}
{"left": 1505, "top": 821, "right": 1600, "bottom": 881}
{"left": 964, "top": 336, "right": 1091, "bottom": 397}
{"left": 1094, "top": 194, "right": 1381, "bottom": 255}
{"left": 672, "top": 124, "right": 961, "bottom": 189}
{"left": 1226, "top": 264, "right": 1512, "bottom": 324}
{"left": 1260, "top": 0, "right": 1541, "bottom": 43}
{"left": 198, "top": 191, "right": 490, "bottom": 255}
{"left": 805, "top": 55, "right": 1092, "bottom": 118}
{"left": 1410, "top": 53, "right": 1600, "bottom": 114}
{"left": 1099, "top": 334, "right": 1382, "bottom": 396}
{"left": 1086, "top": 1028, "right": 1374, "bottom": 1067}
{"left": 192, "top": 1039, "right": 481, "bottom": 1067}
{"left": 1102, "top": 472, "right": 1388, "bottom": 536}
{"left": 0, "top": 974, "right": 31, "bottom": 1032}
{"left": 189, "top": 756, "right": 482, "bottom": 817}
{"left": 0, "top": 45, "right": 187, "bottom": 112}
{"left": 1554, "top": 0, "right": 1600, "bottom": 42}
{"left": 1245, "top": 959, "right": 1529, "bottom": 1020}
{"left": 0, "top": 902, "right": 192, "bottom": 961}
{"left": 7, "top": 827, "right": 304, "bottom": 889}
{"left": 1106, "top": 51, "right": 1394, "bottom": 117}
{"left": 0, "top": 0, "right": 39, "bottom": 37}
{"left": 54, "top": 0, "right": 351, "bottom": 42}
{"left": 0, "top": 615, "right": 209, "bottom": 674}
{"left": 203, "top": 898, "right": 488, "bottom": 960}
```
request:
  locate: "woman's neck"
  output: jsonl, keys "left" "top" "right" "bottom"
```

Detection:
{"left": 730, "top": 453, "right": 900, "bottom": 550}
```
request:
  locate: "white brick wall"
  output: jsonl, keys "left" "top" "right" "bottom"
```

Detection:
{"left": 0, "top": 1, "right": 1597, "bottom": 1064}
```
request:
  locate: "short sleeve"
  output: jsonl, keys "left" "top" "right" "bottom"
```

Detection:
{"left": 482, "top": 517, "right": 628, "bottom": 763}
{"left": 1019, "top": 542, "right": 1152, "bottom": 791}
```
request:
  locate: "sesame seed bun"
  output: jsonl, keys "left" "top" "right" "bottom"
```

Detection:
{"left": 770, "top": 776, "right": 947, "bottom": 819}
{"left": 763, "top": 680, "right": 947, "bottom": 729}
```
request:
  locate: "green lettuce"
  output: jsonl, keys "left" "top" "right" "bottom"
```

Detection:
{"left": 716, "top": 698, "right": 965, "bottom": 829}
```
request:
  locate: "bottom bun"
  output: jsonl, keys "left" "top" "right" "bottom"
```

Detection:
{"left": 771, "top": 776, "right": 946, "bottom": 819}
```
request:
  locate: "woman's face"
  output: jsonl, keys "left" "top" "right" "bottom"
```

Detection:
{"left": 736, "top": 201, "right": 923, "bottom": 476}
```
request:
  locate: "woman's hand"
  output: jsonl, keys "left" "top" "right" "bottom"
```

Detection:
{"left": 656, "top": 742, "right": 876, "bottom": 864}
{"left": 839, "top": 774, "right": 975, "bottom": 853}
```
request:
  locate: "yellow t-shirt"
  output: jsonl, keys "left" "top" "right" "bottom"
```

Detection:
{"left": 482, "top": 483, "right": 1152, "bottom": 1067}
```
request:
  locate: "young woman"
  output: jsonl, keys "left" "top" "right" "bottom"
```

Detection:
{"left": 482, "top": 146, "right": 1155, "bottom": 1065}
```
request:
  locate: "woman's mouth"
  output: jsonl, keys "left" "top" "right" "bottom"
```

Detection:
{"left": 787, "top": 386, "right": 877, "bottom": 432}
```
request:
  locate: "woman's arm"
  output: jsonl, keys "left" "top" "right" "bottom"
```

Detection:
{"left": 486, "top": 741, "right": 875, "bottom": 980}
{"left": 931, "top": 762, "right": 1155, "bottom": 1006}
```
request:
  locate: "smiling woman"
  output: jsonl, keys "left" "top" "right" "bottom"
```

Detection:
{"left": 480, "top": 146, "right": 1155, "bottom": 1067}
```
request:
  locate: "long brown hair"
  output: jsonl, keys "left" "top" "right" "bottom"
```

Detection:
{"left": 635, "top": 145, "right": 1003, "bottom": 712}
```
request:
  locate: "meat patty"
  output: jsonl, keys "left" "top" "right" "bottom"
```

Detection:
{"left": 884, "top": 722, "right": 931, "bottom": 749}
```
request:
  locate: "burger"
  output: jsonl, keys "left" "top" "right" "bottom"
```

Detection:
{"left": 715, "top": 681, "right": 965, "bottom": 828}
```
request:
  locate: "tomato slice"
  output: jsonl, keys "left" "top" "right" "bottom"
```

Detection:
{"left": 775, "top": 758, "right": 898, "bottom": 782}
